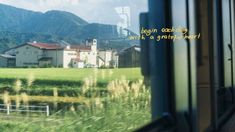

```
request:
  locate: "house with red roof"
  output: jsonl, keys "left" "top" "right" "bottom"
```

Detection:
{"left": 13, "top": 39, "right": 98, "bottom": 68}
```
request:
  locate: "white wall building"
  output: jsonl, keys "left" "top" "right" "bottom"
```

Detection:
{"left": 97, "top": 50, "right": 112, "bottom": 67}
{"left": 3, "top": 39, "right": 119, "bottom": 68}
{"left": 14, "top": 39, "right": 97, "bottom": 68}
{"left": 97, "top": 50, "right": 119, "bottom": 68}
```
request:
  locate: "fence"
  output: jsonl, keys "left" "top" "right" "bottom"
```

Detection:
{"left": 0, "top": 104, "right": 49, "bottom": 116}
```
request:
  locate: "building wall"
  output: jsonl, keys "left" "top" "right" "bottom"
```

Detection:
{"left": 98, "top": 51, "right": 112, "bottom": 67}
{"left": 63, "top": 50, "right": 78, "bottom": 68}
{"left": 72, "top": 60, "right": 84, "bottom": 68}
{"left": 112, "top": 52, "right": 119, "bottom": 68}
{"left": 39, "top": 60, "right": 52, "bottom": 67}
{"left": 86, "top": 39, "right": 97, "bottom": 51}
{"left": 14, "top": 44, "right": 97, "bottom": 68}
{"left": 15, "top": 45, "right": 65, "bottom": 68}
{"left": 15, "top": 45, "right": 42, "bottom": 67}
{"left": 79, "top": 51, "right": 97, "bottom": 67}
{"left": 0, "top": 57, "right": 7, "bottom": 67}
{"left": 119, "top": 48, "right": 140, "bottom": 68}
{"left": 84, "top": 39, "right": 97, "bottom": 67}
{"left": 7, "top": 58, "right": 16, "bottom": 67}
{"left": 87, "top": 51, "right": 97, "bottom": 66}
{"left": 97, "top": 58, "right": 105, "bottom": 67}
{"left": 46, "top": 50, "right": 64, "bottom": 67}
{"left": 13, "top": 41, "right": 109, "bottom": 68}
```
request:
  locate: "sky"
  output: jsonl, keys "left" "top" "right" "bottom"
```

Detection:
{"left": 0, "top": 0, "right": 148, "bottom": 33}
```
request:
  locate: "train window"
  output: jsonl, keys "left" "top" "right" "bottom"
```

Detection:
{"left": 222, "top": 0, "right": 232, "bottom": 88}
{"left": 138, "top": 0, "right": 235, "bottom": 131}
{"left": 171, "top": 0, "right": 189, "bottom": 112}
{"left": 0, "top": 0, "right": 149, "bottom": 132}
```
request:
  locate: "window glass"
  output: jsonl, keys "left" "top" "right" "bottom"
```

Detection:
{"left": 0, "top": 0, "right": 149, "bottom": 131}
{"left": 222, "top": 0, "right": 232, "bottom": 87}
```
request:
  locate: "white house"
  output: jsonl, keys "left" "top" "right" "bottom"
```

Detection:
{"left": 13, "top": 39, "right": 97, "bottom": 68}
{"left": 71, "top": 58, "right": 84, "bottom": 68}
{"left": 1, "top": 39, "right": 119, "bottom": 68}
{"left": 97, "top": 50, "right": 119, "bottom": 68}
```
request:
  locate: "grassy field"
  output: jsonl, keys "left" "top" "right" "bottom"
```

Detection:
{"left": 0, "top": 68, "right": 143, "bottom": 82}
{"left": 0, "top": 68, "right": 150, "bottom": 132}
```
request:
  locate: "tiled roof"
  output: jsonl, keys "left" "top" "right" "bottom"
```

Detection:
{"left": 118, "top": 45, "right": 140, "bottom": 55}
{"left": 0, "top": 54, "right": 16, "bottom": 59}
{"left": 69, "top": 45, "right": 91, "bottom": 51}
{"left": 13, "top": 42, "right": 92, "bottom": 51}
{"left": 27, "top": 42, "right": 62, "bottom": 50}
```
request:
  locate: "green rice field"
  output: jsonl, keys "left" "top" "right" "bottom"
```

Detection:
{"left": 0, "top": 68, "right": 143, "bottom": 82}
{"left": 0, "top": 68, "right": 151, "bottom": 132}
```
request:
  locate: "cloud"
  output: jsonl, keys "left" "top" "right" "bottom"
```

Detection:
{"left": 0, "top": 0, "right": 80, "bottom": 12}
{"left": 0, "top": 0, "right": 148, "bottom": 33}
{"left": 38, "top": 0, "right": 80, "bottom": 7}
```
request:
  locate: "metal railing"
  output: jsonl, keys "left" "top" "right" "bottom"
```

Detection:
{"left": 0, "top": 104, "right": 49, "bottom": 116}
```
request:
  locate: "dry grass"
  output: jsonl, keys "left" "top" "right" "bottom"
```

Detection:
{"left": 0, "top": 94, "right": 88, "bottom": 103}
{"left": 0, "top": 68, "right": 150, "bottom": 132}
{"left": 21, "top": 93, "right": 29, "bottom": 105}
{"left": 14, "top": 79, "right": 22, "bottom": 93}
{"left": 27, "top": 73, "right": 35, "bottom": 87}
{"left": 3, "top": 91, "right": 10, "bottom": 106}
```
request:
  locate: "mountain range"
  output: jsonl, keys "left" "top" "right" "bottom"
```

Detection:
{"left": 0, "top": 3, "right": 138, "bottom": 52}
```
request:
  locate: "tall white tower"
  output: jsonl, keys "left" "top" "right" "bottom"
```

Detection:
{"left": 86, "top": 39, "right": 97, "bottom": 51}
{"left": 85, "top": 39, "right": 97, "bottom": 67}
